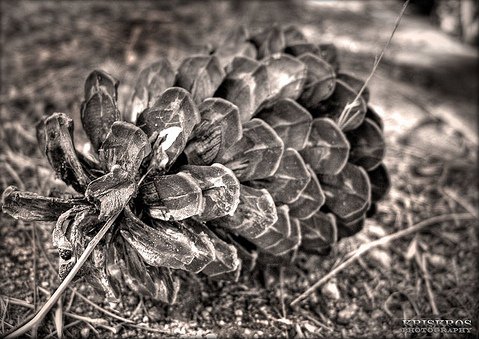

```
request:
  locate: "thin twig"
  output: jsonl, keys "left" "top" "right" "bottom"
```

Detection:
{"left": 73, "top": 292, "right": 134, "bottom": 324}
{"left": 299, "top": 309, "right": 333, "bottom": 332}
{"left": 86, "top": 322, "right": 100, "bottom": 336}
{"left": 123, "top": 323, "right": 169, "bottom": 334}
{"left": 5, "top": 212, "right": 120, "bottom": 338}
{"left": 2, "top": 296, "right": 117, "bottom": 333}
{"left": 3, "top": 122, "right": 38, "bottom": 144}
{"left": 1, "top": 298, "right": 9, "bottom": 333}
{"left": 31, "top": 225, "right": 59, "bottom": 276}
{"left": 44, "top": 320, "right": 81, "bottom": 339}
{"left": 279, "top": 266, "right": 287, "bottom": 320}
{"left": 290, "top": 213, "right": 474, "bottom": 307}
{"left": 420, "top": 255, "right": 439, "bottom": 315}
{"left": 441, "top": 187, "right": 478, "bottom": 219}
{"left": 2, "top": 162, "right": 25, "bottom": 190}
{"left": 65, "top": 288, "right": 76, "bottom": 312}
{"left": 54, "top": 298, "right": 64, "bottom": 339}
{"left": 31, "top": 221, "right": 39, "bottom": 338}
{"left": 337, "top": 0, "right": 410, "bottom": 129}
{"left": 32, "top": 223, "right": 37, "bottom": 312}
{"left": 130, "top": 297, "right": 144, "bottom": 319}
{"left": 3, "top": 297, "right": 102, "bottom": 324}
{"left": 2, "top": 297, "right": 32, "bottom": 309}
{"left": 32, "top": 229, "right": 134, "bottom": 325}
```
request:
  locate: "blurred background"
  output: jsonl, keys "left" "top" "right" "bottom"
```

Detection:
{"left": 410, "top": 0, "right": 478, "bottom": 45}
{"left": 0, "top": 1, "right": 477, "bottom": 338}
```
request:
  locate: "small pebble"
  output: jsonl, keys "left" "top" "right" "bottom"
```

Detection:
{"left": 428, "top": 254, "right": 447, "bottom": 269}
{"left": 126, "top": 295, "right": 138, "bottom": 306}
{"left": 277, "top": 318, "right": 292, "bottom": 325}
{"left": 368, "top": 248, "right": 391, "bottom": 269}
{"left": 173, "top": 327, "right": 186, "bottom": 335}
{"left": 326, "top": 306, "right": 337, "bottom": 318}
{"left": 148, "top": 307, "right": 164, "bottom": 321}
{"left": 205, "top": 333, "right": 217, "bottom": 339}
{"left": 309, "top": 292, "right": 319, "bottom": 303}
{"left": 358, "top": 311, "right": 369, "bottom": 322}
{"left": 303, "top": 323, "right": 317, "bottom": 333}
{"left": 367, "top": 224, "right": 387, "bottom": 238}
{"left": 321, "top": 281, "right": 341, "bottom": 300}
{"left": 41, "top": 281, "right": 49, "bottom": 288}
{"left": 371, "top": 310, "right": 383, "bottom": 319}
{"left": 337, "top": 304, "right": 358, "bottom": 325}
{"left": 235, "top": 309, "right": 243, "bottom": 317}
{"left": 404, "top": 238, "right": 418, "bottom": 261}
{"left": 80, "top": 327, "right": 90, "bottom": 338}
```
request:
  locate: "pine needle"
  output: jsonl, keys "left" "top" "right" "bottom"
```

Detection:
{"left": 337, "top": 0, "right": 410, "bottom": 129}
{"left": 44, "top": 320, "right": 80, "bottom": 339}
{"left": 54, "top": 299, "right": 64, "bottom": 339}
{"left": 290, "top": 212, "right": 475, "bottom": 307}
{"left": 32, "top": 227, "right": 135, "bottom": 325}
{"left": 419, "top": 254, "right": 439, "bottom": 315}
{"left": 5, "top": 212, "right": 121, "bottom": 338}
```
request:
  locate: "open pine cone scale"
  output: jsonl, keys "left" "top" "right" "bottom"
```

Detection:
{"left": 1, "top": 25, "right": 390, "bottom": 304}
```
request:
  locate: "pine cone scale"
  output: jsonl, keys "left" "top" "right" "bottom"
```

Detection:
{"left": 1, "top": 25, "right": 390, "bottom": 303}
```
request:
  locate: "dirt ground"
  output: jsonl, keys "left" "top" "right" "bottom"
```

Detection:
{"left": 0, "top": 1, "right": 478, "bottom": 338}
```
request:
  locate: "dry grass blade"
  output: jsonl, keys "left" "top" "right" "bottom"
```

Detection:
{"left": 123, "top": 323, "right": 170, "bottom": 334}
{"left": 72, "top": 292, "right": 134, "bottom": 324}
{"left": 441, "top": 187, "right": 478, "bottom": 219}
{"left": 290, "top": 212, "right": 475, "bottom": 307}
{"left": 5, "top": 212, "right": 121, "bottom": 338}
{"left": 32, "top": 223, "right": 37, "bottom": 312}
{"left": 31, "top": 222, "right": 39, "bottom": 339}
{"left": 337, "top": 0, "right": 410, "bottom": 129}
{"left": 4, "top": 296, "right": 94, "bottom": 325}
{"left": 299, "top": 309, "right": 334, "bottom": 332}
{"left": 1, "top": 298, "right": 9, "bottom": 334}
{"left": 32, "top": 227, "right": 135, "bottom": 325}
{"left": 1, "top": 297, "right": 31, "bottom": 309}
{"left": 2, "top": 296, "right": 117, "bottom": 333}
{"left": 54, "top": 299, "right": 64, "bottom": 339}
{"left": 279, "top": 266, "right": 287, "bottom": 320}
{"left": 44, "top": 320, "right": 81, "bottom": 339}
{"left": 419, "top": 254, "right": 439, "bottom": 315}
{"left": 2, "top": 162, "right": 25, "bottom": 190}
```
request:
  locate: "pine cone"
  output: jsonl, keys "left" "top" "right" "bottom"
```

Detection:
{"left": 1, "top": 25, "right": 390, "bottom": 304}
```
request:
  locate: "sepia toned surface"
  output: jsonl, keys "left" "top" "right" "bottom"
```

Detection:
{"left": 0, "top": 1, "right": 477, "bottom": 337}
